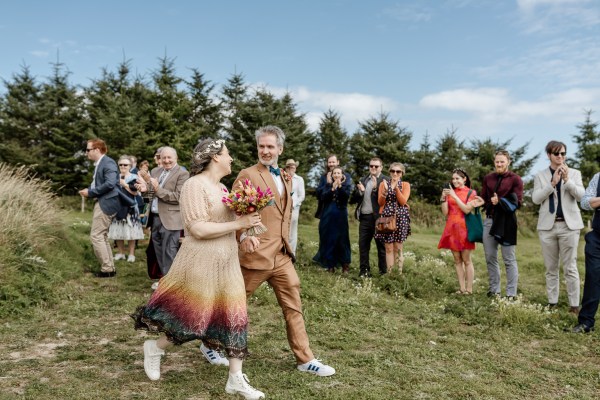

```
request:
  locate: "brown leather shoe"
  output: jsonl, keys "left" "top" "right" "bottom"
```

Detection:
{"left": 342, "top": 264, "right": 350, "bottom": 274}
{"left": 569, "top": 306, "right": 580, "bottom": 315}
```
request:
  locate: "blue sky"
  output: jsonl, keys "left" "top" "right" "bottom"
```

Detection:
{"left": 2, "top": 0, "right": 599, "bottom": 177}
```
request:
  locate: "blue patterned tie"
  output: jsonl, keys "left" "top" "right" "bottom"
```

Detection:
{"left": 269, "top": 166, "right": 280, "bottom": 176}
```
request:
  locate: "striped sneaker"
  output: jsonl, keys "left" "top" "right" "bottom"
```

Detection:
{"left": 200, "top": 343, "right": 229, "bottom": 366}
{"left": 297, "top": 359, "right": 335, "bottom": 377}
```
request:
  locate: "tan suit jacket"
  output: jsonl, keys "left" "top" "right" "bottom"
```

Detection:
{"left": 151, "top": 164, "right": 190, "bottom": 230}
{"left": 236, "top": 163, "right": 294, "bottom": 269}
{"left": 532, "top": 167, "right": 585, "bottom": 230}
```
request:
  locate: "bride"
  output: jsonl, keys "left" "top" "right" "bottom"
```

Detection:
{"left": 132, "top": 138, "right": 265, "bottom": 399}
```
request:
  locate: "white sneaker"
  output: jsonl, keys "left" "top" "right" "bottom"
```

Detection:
{"left": 297, "top": 359, "right": 336, "bottom": 377}
{"left": 200, "top": 343, "right": 229, "bottom": 366}
{"left": 225, "top": 371, "right": 265, "bottom": 399}
{"left": 151, "top": 282, "right": 159, "bottom": 291}
{"left": 114, "top": 253, "right": 126, "bottom": 261}
{"left": 143, "top": 340, "right": 164, "bottom": 381}
{"left": 127, "top": 255, "right": 136, "bottom": 263}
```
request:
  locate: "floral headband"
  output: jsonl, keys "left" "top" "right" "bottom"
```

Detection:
{"left": 194, "top": 139, "right": 225, "bottom": 159}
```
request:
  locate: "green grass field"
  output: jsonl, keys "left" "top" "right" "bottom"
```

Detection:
{"left": 1, "top": 207, "right": 599, "bottom": 400}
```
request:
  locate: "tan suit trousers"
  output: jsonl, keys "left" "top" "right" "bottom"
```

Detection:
{"left": 91, "top": 202, "right": 116, "bottom": 273}
{"left": 242, "top": 251, "right": 314, "bottom": 364}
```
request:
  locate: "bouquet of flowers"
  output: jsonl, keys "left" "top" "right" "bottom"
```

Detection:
{"left": 222, "top": 178, "right": 275, "bottom": 236}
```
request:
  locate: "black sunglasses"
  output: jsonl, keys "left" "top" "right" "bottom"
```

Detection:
{"left": 552, "top": 151, "right": 566, "bottom": 157}
{"left": 390, "top": 169, "right": 403, "bottom": 174}
{"left": 369, "top": 165, "right": 381, "bottom": 168}
{"left": 118, "top": 163, "right": 131, "bottom": 167}
{"left": 85, "top": 148, "right": 95, "bottom": 152}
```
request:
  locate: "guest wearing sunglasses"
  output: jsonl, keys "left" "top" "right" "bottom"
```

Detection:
{"left": 79, "top": 139, "right": 121, "bottom": 278}
{"left": 532, "top": 141, "right": 584, "bottom": 313}
{"left": 375, "top": 163, "right": 411, "bottom": 273}
{"left": 350, "top": 157, "right": 389, "bottom": 277}
{"left": 108, "top": 155, "right": 145, "bottom": 262}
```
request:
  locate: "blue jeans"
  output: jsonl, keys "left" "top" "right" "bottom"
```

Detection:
{"left": 578, "top": 230, "right": 600, "bottom": 328}
{"left": 483, "top": 218, "right": 519, "bottom": 296}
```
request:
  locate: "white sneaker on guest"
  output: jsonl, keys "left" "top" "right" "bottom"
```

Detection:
{"left": 297, "top": 359, "right": 336, "bottom": 377}
{"left": 151, "top": 281, "right": 159, "bottom": 290}
{"left": 114, "top": 253, "right": 126, "bottom": 261}
{"left": 225, "top": 371, "right": 265, "bottom": 399}
{"left": 127, "top": 255, "right": 136, "bottom": 262}
{"left": 200, "top": 343, "right": 229, "bottom": 366}
{"left": 143, "top": 340, "right": 164, "bottom": 381}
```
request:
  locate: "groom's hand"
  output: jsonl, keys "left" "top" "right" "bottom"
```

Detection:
{"left": 240, "top": 236, "right": 260, "bottom": 253}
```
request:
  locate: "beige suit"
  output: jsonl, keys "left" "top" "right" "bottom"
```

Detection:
{"left": 532, "top": 167, "right": 585, "bottom": 306}
{"left": 235, "top": 163, "right": 313, "bottom": 363}
{"left": 151, "top": 164, "right": 189, "bottom": 276}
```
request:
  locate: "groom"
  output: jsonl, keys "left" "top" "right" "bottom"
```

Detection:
{"left": 233, "top": 125, "right": 335, "bottom": 376}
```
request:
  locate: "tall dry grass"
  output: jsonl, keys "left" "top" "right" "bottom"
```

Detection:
{"left": 0, "top": 163, "right": 63, "bottom": 250}
{"left": 0, "top": 163, "right": 66, "bottom": 316}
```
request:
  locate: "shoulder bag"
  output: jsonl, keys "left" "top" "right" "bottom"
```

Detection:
{"left": 464, "top": 189, "right": 483, "bottom": 243}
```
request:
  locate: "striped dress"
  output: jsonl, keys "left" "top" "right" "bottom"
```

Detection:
{"left": 132, "top": 176, "right": 248, "bottom": 359}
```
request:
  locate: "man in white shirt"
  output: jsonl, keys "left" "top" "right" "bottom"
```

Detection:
{"left": 285, "top": 159, "right": 305, "bottom": 254}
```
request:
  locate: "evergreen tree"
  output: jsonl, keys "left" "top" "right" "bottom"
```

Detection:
{"left": 0, "top": 65, "right": 42, "bottom": 166}
{"left": 465, "top": 137, "right": 538, "bottom": 191}
{"left": 349, "top": 112, "right": 412, "bottom": 178}
{"left": 408, "top": 134, "right": 446, "bottom": 202}
{"left": 36, "top": 60, "right": 89, "bottom": 192}
{"left": 572, "top": 110, "right": 600, "bottom": 184}
{"left": 314, "top": 109, "right": 349, "bottom": 180}
{"left": 220, "top": 73, "right": 255, "bottom": 184}
{"left": 145, "top": 56, "right": 197, "bottom": 164}
{"left": 186, "top": 68, "right": 223, "bottom": 141}
{"left": 85, "top": 60, "right": 152, "bottom": 163}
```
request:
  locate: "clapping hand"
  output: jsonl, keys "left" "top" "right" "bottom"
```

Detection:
{"left": 469, "top": 195, "right": 485, "bottom": 208}
{"left": 138, "top": 169, "right": 151, "bottom": 183}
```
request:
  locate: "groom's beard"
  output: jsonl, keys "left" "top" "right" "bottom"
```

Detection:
{"left": 259, "top": 156, "right": 278, "bottom": 167}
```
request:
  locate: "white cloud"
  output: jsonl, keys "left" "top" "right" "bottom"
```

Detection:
{"left": 420, "top": 87, "right": 600, "bottom": 124}
{"left": 29, "top": 50, "right": 49, "bottom": 58}
{"left": 516, "top": 0, "right": 599, "bottom": 33}
{"left": 474, "top": 36, "right": 600, "bottom": 87}
{"left": 381, "top": 4, "right": 433, "bottom": 23}
{"left": 517, "top": 0, "right": 591, "bottom": 12}
{"left": 265, "top": 85, "right": 399, "bottom": 131}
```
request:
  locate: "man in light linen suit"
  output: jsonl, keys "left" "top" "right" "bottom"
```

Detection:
{"left": 532, "top": 140, "right": 585, "bottom": 313}
{"left": 235, "top": 125, "right": 335, "bottom": 377}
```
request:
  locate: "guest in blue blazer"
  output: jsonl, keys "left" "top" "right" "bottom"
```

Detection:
{"left": 79, "top": 138, "right": 121, "bottom": 278}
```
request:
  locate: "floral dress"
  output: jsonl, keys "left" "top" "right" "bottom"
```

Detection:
{"left": 438, "top": 186, "right": 476, "bottom": 251}
{"left": 374, "top": 180, "right": 411, "bottom": 243}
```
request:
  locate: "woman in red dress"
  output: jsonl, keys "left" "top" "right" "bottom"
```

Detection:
{"left": 438, "top": 169, "right": 484, "bottom": 294}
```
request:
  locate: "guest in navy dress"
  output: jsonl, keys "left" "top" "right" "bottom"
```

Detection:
{"left": 313, "top": 166, "right": 352, "bottom": 273}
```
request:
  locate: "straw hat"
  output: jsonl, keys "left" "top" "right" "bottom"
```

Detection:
{"left": 285, "top": 159, "right": 299, "bottom": 167}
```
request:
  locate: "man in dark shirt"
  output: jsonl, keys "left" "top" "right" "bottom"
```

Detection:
{"left": 481, "top": 150, "right": 523, "bottom": 299}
